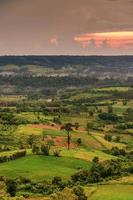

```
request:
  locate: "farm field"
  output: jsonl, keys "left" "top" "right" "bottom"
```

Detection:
{"left": 87, "top": 185, "right": 133, "bottom": 200}
{"left": 0, "top": 154, "right": 92, "bottom": 181}
{"left": 0, "top": 85, "right": 133, "bottom": 200}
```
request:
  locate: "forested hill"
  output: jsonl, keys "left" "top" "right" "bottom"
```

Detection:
{"left": 0, "top": 55, "right": 133, "bottom": 69}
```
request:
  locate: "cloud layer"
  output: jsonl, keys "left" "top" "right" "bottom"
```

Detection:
{"left": 74, "top": 31, "right": 133, "bottom": 49}
{"left": 0, "top": 0, "right": 133, "bottom": 55}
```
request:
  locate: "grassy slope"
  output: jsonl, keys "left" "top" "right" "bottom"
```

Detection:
{"left": 88, "top": 185, "right": 133, "bottom": 200}
{"left": 0, "top": 154, "right": 91, "bottom": 181}
{"left": 61, "top": 148, "right": 116, "bottom": 162}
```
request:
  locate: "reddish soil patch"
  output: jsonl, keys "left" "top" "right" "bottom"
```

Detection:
{"left": 74, "top": 127, "right": 86, "bottom": 132}
{"left": 30, "top": 124, "right": 60, "bottom": 130}
{"left": 44, "top": 135, "right": 77, "bottom": 148}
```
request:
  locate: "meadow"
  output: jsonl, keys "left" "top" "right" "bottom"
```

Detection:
{"left": 87, "top": 185, "right": 133, "bottom": 200}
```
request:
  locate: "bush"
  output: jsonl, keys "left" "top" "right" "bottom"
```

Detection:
{"left": 5, "top": 179, "right": 17, "bottom": 197}
{"left": 71, "top": 159, "right": 124, "bottom": 184}
{"left": 53, "top": 117, "right": 61, "bottom": 125}
{"left": 92, "top": 156, "right": 99, "bottom": 163}
{"left": 73, "top": 186, "right": 87, "bottom": 200}
{"left": 32, "top": 145, "right": 40, "bottom": 155}
{"left": 108, "top": 105, "right": 113, "bottom": 113}
{"left": 104, "top": 134, "right": 112, "bottom": 142}
{"left": 115, "top": 136, "right": 120, "bottom": 142}
{"left": 76, "top": 138, "right": 82, "bottom": 146}
{"left": 111, "top": 147, "right": 126, "bottom": 156}
{"left": 99, "top": 112, "right": 119, "bottom": 122}
{"left": 19, "top": 176, "right": 31, "bottom": 184}
{"left": 41, "top": 144, "right": 50, "bottom": 156}
{"left": 71, "top": 170, "right": 89, "bottom": 183}
{"left": 0, "top": 150, "right": 26, "bottom": 163}
{"left": 52, "top": 176, "right": 62, "bottom": 185}
{"left": 53, "top": 150, "right": 61, "bottom": 157}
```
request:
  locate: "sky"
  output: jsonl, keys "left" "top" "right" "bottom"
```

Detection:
{"left": 0, "top": 0, "right": 133, "bottom": 55}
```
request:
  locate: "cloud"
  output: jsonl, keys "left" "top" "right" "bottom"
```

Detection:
{"left": 50, "top": 37, "right": 59, "bottom": 47}
{"left": 0, "top": 0, "right": 133, "bottom": 55}
{"left": 74, "top": 31, "right": 133, "bottom": 49}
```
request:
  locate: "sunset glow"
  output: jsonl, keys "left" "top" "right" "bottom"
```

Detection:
{"left": 74, "top": 31, "right": 133, "bottom": 49}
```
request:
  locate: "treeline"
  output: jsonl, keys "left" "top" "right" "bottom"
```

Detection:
{"left": 0, "top": 75, "right": 98, "bottom": 88}
{"left": 0, "top": 150, "right": 26, "bottom": 163}
{"left": 0, "top": 55, "right": 133, "bottom": 69}
{"left": 0, "top": 75, "right": 132, "bottom": 96}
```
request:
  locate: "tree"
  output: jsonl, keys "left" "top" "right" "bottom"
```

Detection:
{"left": 62, "top": 123, "right": 73, "bottom": 150}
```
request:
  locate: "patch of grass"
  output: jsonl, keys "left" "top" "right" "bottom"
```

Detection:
{"left": 61, "top": 148, "right": 116, "bottom": 162}
{"left": 43, "top": 129, "right": 66, "bottom": 136}
{"left": 73, "top": 131, "right": 104, "bottom": 150}
{"left": 0, "top": 154, "right": 91, "bottom": 181}
{"left": 61, "top": 113, "right": 88, "bottom": 127}
{"left": 89, "top": 185, "right": 133, "bottom": 200}
{"left": 94, "top": 133, "right": 126, "bottom": 149}
{"left": 16, "top": 125, "right": 43, "bottom": 136}
{"left": 94, "top": 87, "right": 130, "bottom": 92}
{"left": 17, "top": 112, "right": 53, "bottom": 123}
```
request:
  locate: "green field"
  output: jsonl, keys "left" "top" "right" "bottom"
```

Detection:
{"left": 88, "top": 185, "right": 133, "bottom": 200}
{"left": 0, "top": 154, "right": 91, "bottom": 181}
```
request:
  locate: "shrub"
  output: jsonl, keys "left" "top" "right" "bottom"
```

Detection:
{"left": 5, "top": 179, "right": 17, "bottom": 197}
{"left": 92, "top": 156, "right": 99, "bottom": 163}
{"left": 0, "top": 150, "right": 26, "bottom": 163}
{"left": 99, "top": 112, "right": 119, "bottom": 122}
{"left": 108, "top": 105, "right": 113, "bottom": 113}
{"left": 32, "top": 145, "right": 40, "bottom": 155}
{"left": 41, "top": 144, "right": 50, "bottom": 156}
{"left": 52, "top": 176, "right": 62, "bottom": 185}
{"left": 111, "top": 147, "right": 126, "bottom": 156}
{"left": 53, "top": 150, "right": 61, "bottom": 157}
{"left": 104, "top": 134, "right": 112, "bottom": 142}
{"left": 53, "top": 117, "right": 61, "bottom": 125}
{"left": 76, "top": 138, "right": 82, "bottom": 146}
{"left": 73, "top": 186, "right": 87, "bottom": 200}
{"left": 115, "top": 136, "right": 120, "bottom": 142}
{"left": 75, "top": 122, "right": 79, "bottom": 130}
{"left": 71, "top": 170, "right": 89, "bottom": 183}
{"left": 51, "top": 187, "right": 77, "bottom": 200}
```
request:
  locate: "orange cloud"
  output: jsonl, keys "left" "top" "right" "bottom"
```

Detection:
{"left": 50, "top": 37, "right": 59, "bottom": 46}
{"left": 74, "top": 31, "right": 133, "bottom": 49}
